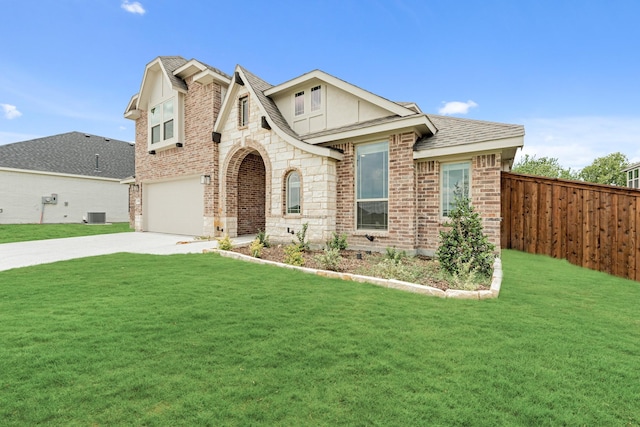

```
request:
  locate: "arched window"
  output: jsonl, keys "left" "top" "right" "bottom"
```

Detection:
{"left": 286, "top": 171, "right": 301, "bottom": 214}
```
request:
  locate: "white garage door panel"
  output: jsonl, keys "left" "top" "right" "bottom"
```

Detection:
{"left": 144, "top": 178, "right": 203, "bottom": 236}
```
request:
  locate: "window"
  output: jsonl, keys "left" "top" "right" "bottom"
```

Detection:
{"left": 311, "top": 85, "right": 321, "bottom": 111}
{"left": 149, "top": 98, "right": 174, "bottom": 144}
{"left": 356, "top": 142, "right": 388, "bottom": 230}
{"left": 441, "top": 162, "right": 471, "bottom": 216}
{"left": 295, "top": 91, "right": 304, "bottom": 116}
{"left": 629, "top": 168, "right": 639, "bottom": 188}
{"left": 286, "top": 171, "right": 301, "bottom": 214}
{"left": 239, "top": 96, "right": 249, "bottom": 127}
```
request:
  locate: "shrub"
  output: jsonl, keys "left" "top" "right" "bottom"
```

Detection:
{"left": 446, "top": 260, "right": 486, "bottom": 290}
{"left": 292, "top": 222, "right": 310, "bottom": 252}
{"left": 360, "top": 258, "right": 423, "bottom": 283}
{"left": 217, "top": 234, "right": 233, "bottom": 251}
{"left": 436, "top": 193, "right": 495, "bottom": 279}
{"left": 326, "top": 232, "right": 348, "bottom": 251}
{"left": 314, "top": 247, "right": 342, "bottom": 271}
{"left": 249, "top": 238, "right": 264, "bottom": 258}
{"left": 283, "top": 244, "right": 305, "bottom": 266}
{"left": 384, "top": 247, "right": 406, "bottom": 265}
{"left": 256, "top": 229, "right": 270, "bottom": 248}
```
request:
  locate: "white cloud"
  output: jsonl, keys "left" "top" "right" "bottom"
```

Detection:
{"left": 438, "top": 100, "right": 478, "bottom": 115}
{"left": 121, "top": 1, "right": 145, "bottom": 15}
{"left": 516, "top": 116, "right": 640, "bottom": 170}
{"left": 1, "top": 103, "right": 22, "bottom": 119}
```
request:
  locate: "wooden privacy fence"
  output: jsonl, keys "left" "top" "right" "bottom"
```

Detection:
{"left": 501, "top": 172, "right": 640, "bottom": 282}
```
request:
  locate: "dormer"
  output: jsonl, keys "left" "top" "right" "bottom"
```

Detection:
{"left": 131, "top": 57, "right": 187, "bottom": 152}
{"left": 265, "top": 70, "right": 435, "bottom": 141}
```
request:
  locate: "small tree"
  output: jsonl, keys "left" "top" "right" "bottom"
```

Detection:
{"left": 437, "top": 193, "right": 495, "bottom": 278}
{"left": 578, "top": 152, "right": 629, "bottom": 186}
{"left": 512, "top": 154, "right": 577, "bottom": 180}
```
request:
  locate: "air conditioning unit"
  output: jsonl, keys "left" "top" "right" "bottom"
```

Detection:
{"left": 86, "top": 212, "right": 106, "bottom": 224}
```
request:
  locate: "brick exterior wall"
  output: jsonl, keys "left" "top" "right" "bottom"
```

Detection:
{"left": 237, "top": 153, "right": 266, "bottom": 235}
{"left": 132, "top": 76, "right": 223, "bottom": 234}
{"left": 416, "top": 152, "right": 502, "bottom": 255}
{"left": 332, "top": 131, "right": 417, "bottom": 252}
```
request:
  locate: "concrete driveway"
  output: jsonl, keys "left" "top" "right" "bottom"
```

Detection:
{"left": 0, "top": 232, "right": 255, "bottom": 272}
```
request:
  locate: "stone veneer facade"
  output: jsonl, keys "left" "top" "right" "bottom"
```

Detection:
{"left": 131, "top": 70, "right": 504, "bottom": 254}
{"left": 217, "top": 87, "right": 337, "bottom": 243}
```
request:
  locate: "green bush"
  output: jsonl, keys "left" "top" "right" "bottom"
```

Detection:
{"left": 249, "top": 238, "right": 264, "bottom": 258}
{"left": 326, "top": 232, "right": 348, "bottom": 251}
{"left": 217, "top": 234, "right": 233, "bottom": 251}
{"left": 360, "top": 258, "right": 424, "bottom": 283}
{"left": 314, "top": 247, "right": 342, "bottom": 271}
{"left": 293, "top": 222, "right": 310, "bottom": 252}
{"left": 283, "top": 244, "right": 305, "bottom": 266}
{"left": 256, "top": 229, "right": 271, "bottom": 248}
{"left": 384, "top": 247, "right": 406, "bottom": 265}
{"left": 436, "top": 193, "right": 495, "bottom": 278}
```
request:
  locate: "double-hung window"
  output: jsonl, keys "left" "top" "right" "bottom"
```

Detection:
{"left": 356, "top": 142, "right": 388, "bottom": 230}
{"left": 441, "top": 162, "right": 470, "bottom": 217}
{"left": 628, "top": 168, "right": 639, "bottom": 188}
{"left": 294, "top": 91, "right": 305, "bottom": 116}
{"left": 311, "top": 85, "right": 321, "bottom": 111}
{"left": 149, "top": 98, "right": 174, "bottom": 144}
{"left": 286, "top": 171, "right": 301, "bottom": 214}
{"left": 239, "top": 96, "right": 249, "bottom": 127}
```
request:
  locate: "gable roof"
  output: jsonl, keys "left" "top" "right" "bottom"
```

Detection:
{"left": 0, "top": 132, "right": 135, "bottom": 179}
{"left": 264, "top": 69, "right": 424, "bottom": 120}
{"left": 126, "top": 56, "right": 231, "bottom": 119}
{"left": 214, "top": 66, "right": 343, "bottom": 160}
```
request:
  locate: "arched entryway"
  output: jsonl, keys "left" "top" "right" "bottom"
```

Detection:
{"left": 223, "top": 144, "right": 270, "bottom": 237}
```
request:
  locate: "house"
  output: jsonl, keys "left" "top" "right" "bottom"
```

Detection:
{"left": 0, "top": 132, "right": 135, "bottom": 224}
{"left": 124, "top": 56, "right": 524, "bottom": 254}
{"left": 623, "top": 162, "right": 640, "bottom": 189}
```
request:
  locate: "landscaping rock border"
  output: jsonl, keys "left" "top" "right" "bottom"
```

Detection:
{"left": 204, "top": 248, "right": 503, "bottom": 299}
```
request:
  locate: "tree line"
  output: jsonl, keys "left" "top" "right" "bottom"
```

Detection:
{"left": 512, "top": 152, "right": 631, "bottom": 186}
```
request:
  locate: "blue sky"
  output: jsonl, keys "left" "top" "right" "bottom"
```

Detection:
{"left": 1, "top": 0, "right": 639, "bottom": 169}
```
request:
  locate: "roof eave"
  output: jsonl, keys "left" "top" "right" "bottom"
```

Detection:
{"left": 413, "top": 135, "right": 524, "bottom": 160}
{"left": 303, "top": 116, "right": 434, "bottom": 145}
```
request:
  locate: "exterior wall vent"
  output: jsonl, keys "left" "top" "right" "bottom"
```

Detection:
{"left": 86, "top": 212, "right": 106, "bottom": 224}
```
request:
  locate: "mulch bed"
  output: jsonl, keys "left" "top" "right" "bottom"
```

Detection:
{"left": 231, "top": 245, "right": 457, "bottom": 290}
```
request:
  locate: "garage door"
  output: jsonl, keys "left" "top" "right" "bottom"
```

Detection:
{"left": 143, "top": 177, "right": 204, "bottom": 236}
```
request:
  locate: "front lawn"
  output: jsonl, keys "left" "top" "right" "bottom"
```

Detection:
{"left": 0, "top": 250, "right": 638, "bottom": 425}
{"left": 0, "top": 222, "right": 132, "bottom": 244}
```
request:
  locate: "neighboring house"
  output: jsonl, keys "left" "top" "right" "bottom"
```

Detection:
{"left": 623, "top": 162, "right": 640, "bottom": 189}
{"left": 0, "top": 132, "right": 135, "bottom": 224}
{"left": 124, "top": 56, "right": 524, "bottom": 254}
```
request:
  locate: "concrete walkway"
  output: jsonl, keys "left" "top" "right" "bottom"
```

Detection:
{"left": 0, "top": 232, "right": 255, "bottom": 272}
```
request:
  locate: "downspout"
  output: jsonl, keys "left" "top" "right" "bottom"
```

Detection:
{"left": 39, "top": 199, "right": 45, "bottom": 224}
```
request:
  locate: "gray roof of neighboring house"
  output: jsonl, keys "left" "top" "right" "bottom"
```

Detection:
{"left": 622, "top": 162, "right": 640, "bottom": 172}
{"left": 414, "top": 114, "right": 525, "bottom": 151}
{"left": 0, "top": 132, "right": 135, "bottom": 179}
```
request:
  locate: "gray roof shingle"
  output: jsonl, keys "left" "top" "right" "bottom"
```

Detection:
{"left": 414, "top": 114, "right": 524, "bottom": 151}
{"left": 158, "top": 56, "right": 189, "bottom": 92}
{"left": 239, "top": 66, "right": 301, "bottom": 140}
{"left": 0, "top": 132, "right": 135, "bottom": 179}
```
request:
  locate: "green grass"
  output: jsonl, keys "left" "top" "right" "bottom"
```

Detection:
{"left": 1, "top": 250, "right": 638, "bottom": 426}
{"left": 0, "top": 222, "right": 132, "bottom": 244}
